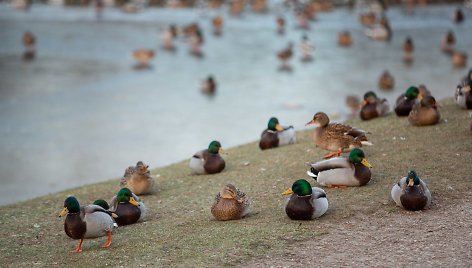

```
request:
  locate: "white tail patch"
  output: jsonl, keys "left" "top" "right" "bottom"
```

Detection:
{"left": 361, "top": 141, "right": 373, "bottom": 146}
{"left": 306, "top": 170, "right": 318, "bottom": 178}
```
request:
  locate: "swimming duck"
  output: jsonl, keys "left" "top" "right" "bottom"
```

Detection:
{"left": 452, "top": 8, "right": 464, "bottom": 24}
{"left": 403, "top": 37, "right": 414, "bottom": 63}
{"left": 338, "top": 30, "right": 352, "bottom": 47}
{"left": 59, "top": 196, "right": 117, "bottom": 253}
{"left": 201, "top": 75, "right": 217, "bottom": 95}
{"left": 259, "top": 117, "right": 296, "bottom": 150}
{"left": 454, "top": 82, "right": 472, "bottom": 109}
{"left": 305, "top": 112, "right": 372, "bottom": 158}
{"left": 282, "top": 179, "right": 328, "bottom": 220}
{"left": 441, "top": 30, "right": 455, "bottom": 55}
{"left": 230, "top": 0, "right": 244, "bottom": 16}
{"left": 211, "top": 183, "right": 251, "bottom": 221}
{"left": 120, "top": 161, "right": 155, "bottom": 195}
{"left": 360, "top": 91, "right": 390, "bottom": 121}
{"left": 22, "top": 31, "right": 36, "bottom": 60}
{"left": 276, "top": 16, "right": 285, "bottom": 35}
{"left": 161, "top": 26, "right": 176, "bottom": 51}
{"left": 277, "top": 42, "right": 293, "bottom": 69}
{"left": 306, "top": 148, "right": 372, "bottom": 187}
{"left": 132, "top": 49, "right": 155, "bottom": 69}
{"left": 110, "top": 188, "right": 146, "bottom": 226}
{"left": 394, "top": 86, "right": 420, "bottom": 116}
{"left": 391, "top": 170, "right": 431, "bottom": 211}
{"left": 452, "top": 51, "right": 467, "bottom": 68}
{"left": 365, "top": 16, "right": 391, "bottom": 41}
{"left": 189, "top": 29, "right": 204, "bottom": 58}
{"left": 359, "top": 11, "right": 376, "bottom": 27}
{"left": 408, "top": 95, "right": 440, "bottom": 126}
{"left": 189, "top": 140, "right": 225, "bottom": 174}
{"left": 300, "top": 34, "right": 313, "bottom": 62}
{"left": 378, "top": 70, "right": 394, "bottom": 91}
{"left": 212, "top": 15, "right": 223, "bottom": 36}
{"left": 251, "top": 0, "right": 267, "bottom": 13}
{"left": 461, "top": 69, "right": 472, "bottom": 85}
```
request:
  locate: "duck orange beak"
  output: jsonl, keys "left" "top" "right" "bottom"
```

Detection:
{"left": 282, "top": 188, "right": 294, "bottom": 195}
{"left": 361, "top": 158, "right": 372, "bottom": 168}
{"left": 59, "top": 207, "right": 68, "bottom": 217}
{"left": 407, "top": 178, "right": 414, "bottom": 187}
{"left": 129, "top": 197, "right": 139, "bottom": 206}
{"left": 218, "top": 147, "right": 226, "bottom": 155}
{"left": 275, "top": 124, "right": 284, "bottom": 131}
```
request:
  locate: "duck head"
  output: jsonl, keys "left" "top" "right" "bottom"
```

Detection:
{"left": 268, "top": 117, "right": 284, "bottom": 131}
{"left": 208, "top": 140, "right": 224, "bottom": 154}
{"left": 282, "top": 179, "right": 312, "bottom": 197}
{"left": 363, "top": 91, "right": 378, "bottom": 105}
{"left": 406, "top": 170, "right": 421, "bottom": 187}
{"left": 117, "top": 188, "right": 139, "bottom": 206}
{"left": 404, "top": 86, "right": 420, "bottom": 100}
{"left": 305, "top": 112, "right": 329, "bottom": 127}
{"left": 59, "top": 196, "right": 80, "bottom": 217}
{"left": 348, "top": 148, "right": 372, "bottom": 168}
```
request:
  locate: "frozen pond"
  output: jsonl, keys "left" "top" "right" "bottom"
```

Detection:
{"left": 0, "top": 3, "right": 470, "bottom": 206}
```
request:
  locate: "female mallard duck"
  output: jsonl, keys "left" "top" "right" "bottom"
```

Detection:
{"left": 408, "top": 95, "right": 440, "bottom": 126}
{"left": 110, "top": 188, "right": 146, "bottom": 226}
{"left": 277, "top": 42, "right": 293, "bottom": 69}
{"left": 306, "top": 148, "right": 372, "bottom": 187}
{"left": 120, "top": 161, "right": 155, "bottom": 195}
{"left": 359, "top": 11, "right": 376, "bottom": 27}
{"left": 394, "top": 86, "right": 420, "bottom": 116}
{"left": 338, "top": 30, "right": 352, "bottom": 47}
{"left": 276, "top": 16, "right": 285, "bottom": 35}
{"left": 59, "top": 196, "right": 117, "bottom": 252}
{"left": 305, "top": 112, "right": 372, "bottom": 158}
{"left": 391, "top": 170, "right": 431, "bottom": 211}
{"left": 132, "top": 49, "right": 155, "bottom": 69}
{"left": 201, "top": 75, "right": 216, "bottom": 95}
{"left": 378, "top": 70, "right": 394, "bottom": 91}
{"left": 22, "top": 31, "right": 36, "bottom": 60}
{"left": 259, "top": 117, "right": 296, "bottom": 150}
{"left": 212, "top": 15, "right": 223, "bottom": 36}
{"left": 454, "top": 82, "right": 472, "bottom": 109}
{"left": 452, "top": 51, "right": 467, "bottom": 68}
{"left": 211, "top": 183, "right": 251, "bottom": 221}
{"left": 360, "top": 91, "right": 390, "bottom": 121}
{"left": 282, "top": 179, "right": 328, "bottom": 220}
{"left": 189, "top": 140, "right": 225, "bottom": 174}
{"left": 441, "top": 30, "right": 455, "bottom": 54}
{"left": 345, "top": 95, "right": 361, "bottom": 117}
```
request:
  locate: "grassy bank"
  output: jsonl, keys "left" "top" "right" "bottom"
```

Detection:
{"left": 0, "top": 98, "right": 470, "bottom": 267}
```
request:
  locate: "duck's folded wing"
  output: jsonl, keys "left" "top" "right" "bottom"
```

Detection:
{"left": 308, "top": 157, "right": 351, "bottom": 171}
{"left": 84, "top": 204, "right": 111, "bottom": 215}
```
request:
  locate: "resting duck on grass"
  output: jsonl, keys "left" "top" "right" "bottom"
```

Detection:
{"left": 391, "top": 170, "right": 431, "bottom": 211}
{"left": 360, "top": 91, "right": 390, "bottom": 121}
{"left": 394, "top": 86, "right": 420, "bottom": 116}
{"left": 282, "top": 179, "right": 328, "bottom": 220}
{"left": 59, "top": 196, "right": 117, "bottom": 253}
{"left": 306, "top": 148, "right": 372, "bottom": 188}
{"left": 259, "top": 117, "right": 295, "bottom": 150}
{"left": 305, "top": 112, "right": 372, "bottom": 158}
{"left": 211, "top": 184, "right": 251, "bottom": 221}
{"left": 189, "top": 141, "right": 225, "bottom": 174}
{"left": 110, "top": 188, "right": 146, "bottom": 226}
{"left": 454, "top": 82, "right": 472, "bottom": 109}
{"left": 408, "top": 95, "right": 440, "bottom": 126}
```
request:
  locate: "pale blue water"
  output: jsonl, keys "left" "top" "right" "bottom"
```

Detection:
{"left": 0, "top": 3, "right": 470, "bottom": 206}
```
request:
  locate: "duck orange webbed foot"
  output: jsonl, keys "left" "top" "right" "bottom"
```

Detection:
{"left": 101, "top": 231, "right": 112, "bottom": 248}
{"left": 323, "top": 148, "right": 343, "bottom": 159}
{"left": 326, "top": 184, "right": 347, "bottom": 189}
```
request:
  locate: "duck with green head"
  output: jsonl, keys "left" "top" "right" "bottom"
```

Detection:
{"left": 408, "top": 95, "right": 440, "bottom": 126}
{"left": 306, "top": 148, "right": 372, "bottom": 187}
{"left": 305, "top": 112, "right": 372, "bottom": 158}
{"left": 391, "top": 170, "right": 431, "bottom": 211}
{"left": 109, "top": 188, "right": 146, "bottom": 226}
{"left": 259, "top": 117, "right": 296, "bottom": 150}
{"left": 360, "top": 91, "right": 390, "bottom": 121}
{"left": 189, "top": 140, "right": 226, "bottom": 174}
{"left": 282, "top": 179, "right": 328, "bottom": 220}
{"left": 211, "top": 183, "right": 251, "bottom": 221}
{"left": 394, "top": 86, "right": 420, "bottom": 116}
{"left": 59, "top": 196, "right": 117, "bottom": 253}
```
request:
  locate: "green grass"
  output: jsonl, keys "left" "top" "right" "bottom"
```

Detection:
{"left": 0, "top": 98, "right": 471, "bottom": 267}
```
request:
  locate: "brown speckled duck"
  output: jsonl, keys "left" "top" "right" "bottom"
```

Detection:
{"left": 59, "top": 196, "right": 117, "bottom": 253}
{"left": 408, "top": 95, "right": 440, "bottom": 126}
{"left": 132, "top": 49, "right": 155, "bottom": 69}
{"left": 391, "top": 170, "right": 431, "bottom": 211}
{"left": 378, "top": 70, "right": 394, "bottom": 91}
{"left": 189, "top": 141, "right": 225, "bottom": 174}
{"left": 120, "top": 161, "right": 155, "bottom": 195}
{"left": 338, "top": 30, "right": 352, "bottom": 47}
{"left": 394, "top": 86, "right": 420, "bottom": 116}
{"left": 282, "top": 179, "right": 328, "bottom": 220}
{"left": 211, "top": 184, "right": 251, "bottom": 221}
{"left": 452, "top": 51, "right": 467, "bottom": 68}
{"left": 277, "top": 42, "right": 293, "bottom": 68}
{"left": 360, "top": 91, "right": 390, "bottom": 121}
{"left": 305, "top": 112, "right": 372, "bottom": 158}
{"left": 212, "top": 16, "right": 223, "bottom": 36}
{"left": 110, "top": 188, "right": 146, "bottom": 226}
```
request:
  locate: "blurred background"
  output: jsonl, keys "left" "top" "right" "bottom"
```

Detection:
{"left": 0, "top": 0, "right": 470, "bottom": 206}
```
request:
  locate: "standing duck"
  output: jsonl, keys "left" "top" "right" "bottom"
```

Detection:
{"left": 305, "top": 112, "right": 372, "bottom": 158}
{"left": 277, "top": 42, "right": 293, "bottom": 70}
{"left": 408, "top": 95, "right": 440, "bottom": 126}
{"left": 22, "top": 31, "right": 36, "bottom": 61}
{"left": 440, "top": 30, "right": 455, "bottom": 55}
{"left": 378, "top": 70, "right": 394, "bottom": 90}
{"left": 132, "top": 49, "right": 155, "bottom": 69}
{"left": 282, "top": 179, "right": 328, "bottom": 220}
{"left": 59, "top": 196, "right": 117, "bottom": 253}
{"left": 110, "top": 188, "right": 146, "bottom": 226}
{"left": 338, "top": 30, "right": 352, "bottom": 47}
{"left": 189, "top": 140, "right": 225, "bottom": 174}
{"left": 120, "top": 161, "right": 155, "bottom": 195}
{"left": 394, "top": 86, "right": 420, "bottom": 116}
{"left": 391, "top": 170, "right": 431, "bottom": 211}
{"left": 211, "top": 184, "right": 251, "bottom": 221}
{"left": 259, "top": 117, "right": 296, "bottom": 150}
{"left": 306, "top": 148, "right": 372, "bottom": 187}
{"left": 360, "top": 91, "right": 390, "bottom": 121}
{"left": 454, "top": 82, "right": 472, "bottom": 109}
{"left": 403, "top": 36, "right": 414, "bottom": 63}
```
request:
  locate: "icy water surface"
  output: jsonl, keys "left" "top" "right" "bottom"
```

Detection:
{"left": 0, "top": 3, "right": 470, "bottom": 205}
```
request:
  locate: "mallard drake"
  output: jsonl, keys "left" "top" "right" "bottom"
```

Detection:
{"left": 93, "top": 199, "right": 110, "bottom": 210}
{"left": 251, "top": 0, "right": 267, "bottom": 13}
{"left": 338, "top": 31, "right": 352, "bottom": 47}
{"left": 201, "top": 76, "right": 217, "bottom": 95}
{"left": 211, "top": 183, "right": 251, "bottom": 221}
{"left": 408, "top": 95, "right": 440, "bottom": 126}
{"left": 276, "top": 16, "right": 285, "bottom": 35}
{"left": 189, "top": 140, "right": 225, "bottom": 174}
{"left": 110, "top": 188, "right": 146, "bottom": 226}
{"left": 403, "top": 37, "right": 414, "bottom": 63}
{"left": 132, "top": 49, "right": 155, "bottom": 69}
{"left": 277, "top": 42, "right": 293, "bottom": 68}
{"left": 394, "top": 86, "right": 420, "bottom": 116}
{"left": 452, "top": 51, "right": 467, "bottom": 68}
{"left": 360, "top": 91, "right": 390, "bottom": 121}
{"left": 454, "top": 82, "right": 472, "bottom": 109}
{"left": 300, "top": 35, "right": 313, "bottom": 62}
{"left": 391, "top": 170, "right": 431, "bottom": 211}
{"left": 259, "top": 117, "right": 296, "bottom": 150}
{"left": 305, "top": 112, "right": 372, "bottom": 158}
{"left": 282, "top": 179, "right": 328, "bottom": 220}
{"left": 306, "top": 148, "right": 372, "bottom": 187}
{"left": 59, "top": 196, "right": 117, "bottom": 252}
{"left": 212, "top": 16, "right": 223, "bottom": 36}
{"left": 441, "top": 30, "right": 455, "bottom": 54}
{"left": 120, "top": 161, "right": 155, "bottom": 195}
{"left": 378, "top": 70, "right": 394, "bottom": 90}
